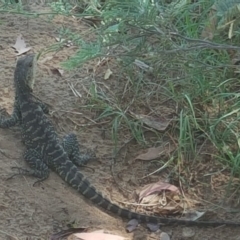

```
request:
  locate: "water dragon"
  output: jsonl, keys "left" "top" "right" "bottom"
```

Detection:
{"left": 1, "top": 54, "right": 240, "bottom": 228}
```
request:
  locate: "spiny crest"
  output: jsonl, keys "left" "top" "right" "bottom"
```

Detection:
{"left": 14, "top": 54, "right": 36, "bottom": 92}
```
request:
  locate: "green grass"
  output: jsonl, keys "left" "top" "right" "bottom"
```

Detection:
{"left": 3, "top": 0, "right": 240, "bottom": 179}
{"left": 59, "top": 0, "right": 240, "bottom": 177}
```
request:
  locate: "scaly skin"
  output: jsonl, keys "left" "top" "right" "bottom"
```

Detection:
{"left": 1, "top": 54, "right": 240, "bottom": 227}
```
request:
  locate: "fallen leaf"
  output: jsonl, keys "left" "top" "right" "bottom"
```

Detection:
{"left": 72, "top": 232, "right": 126, "bottom": 240}
{"left": 138, "top": 181, "right": 180, "bottom": 201}
{"left": 134, "top": 59, "right": 153, "bottom": 72}
{"left": 131, "top": 112, "right": 172, "bottom": 131}
{"left": 12, "top": 34, "right": 31, "bottom": 55}
{"left": 182, "top": 210, "right": 205, "bottom": 221}
{"left": 140, "top": 193, "right": 164, "bottom": 205}
{"left": 51, "top": 68, "right": 64, "bottom": 76}
{"left": 126, "top": 219, "right": 139, "bottom": 232}
{"left": 135, "top": 144, "right": 175, "bottom": 161}
{"left": 104, "top": 68, "right": 113, "bottom": 80}
{"left": 201, "top": 4, "right": 217, "bottom": 39}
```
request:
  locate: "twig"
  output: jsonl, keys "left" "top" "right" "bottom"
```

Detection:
{"left": 66, "top": 117, "right": 109, "bottom": 127}
{"left": 51, "top": 110, "right": 83, "bottom": 115}
{"left": 68, "top": 82, "right": 82, "bottom": 98}
{"left": 140, "top": 156, "right": 174, "bottom": 179}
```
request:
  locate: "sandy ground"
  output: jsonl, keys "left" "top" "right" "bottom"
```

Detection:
{"left": 1, "top": 4, "right": 240, "bottom": 240}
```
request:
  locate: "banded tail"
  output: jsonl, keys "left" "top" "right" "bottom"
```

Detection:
{"left": 56, "top": 159, "right": 240, "bottom": 227}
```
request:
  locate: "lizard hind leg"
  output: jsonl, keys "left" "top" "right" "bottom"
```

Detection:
{"left": 8, "top": 148, "right": 50, "bottom": 186}
{"left": 62, "top": 133, "right": 96, "bottom": 166}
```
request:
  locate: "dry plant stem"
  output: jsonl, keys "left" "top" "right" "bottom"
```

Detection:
{"left": 66, "top": 116, "right": 109, "bottom": 127}
{"left": 110, "top": 159, "right": 133, "bottom": 195}
{"left": 0, "top": 8, "right": 94, "bottom": 17}
{"left": 110, "top": 137, "right": 135, "bottom": 194}
{"left": 68, "top": 82, "right": 82, "bottom": 98}
{"left": 140, "top": 156, "right": 174, "bottom": 179}
{"left": 55, "top": 110, "right": 83, "bottom": 115}
{"left": 169, "top": 32, "right": 239, "bottom": 48}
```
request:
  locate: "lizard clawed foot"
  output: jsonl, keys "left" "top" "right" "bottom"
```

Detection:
{"left": 77, "top": 164, "right": 95, "bottom": 173}
{"left": 32, "top": 177, "right": 48, "bottom": 187}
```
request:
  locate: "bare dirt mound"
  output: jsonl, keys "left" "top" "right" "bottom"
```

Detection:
{"left": 0, "top": 4, "right": 240, "bottom": 240}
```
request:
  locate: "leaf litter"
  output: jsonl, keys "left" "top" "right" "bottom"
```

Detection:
{"left": 137, "top": 181, "right": 180, "bottom": 202}
{"left": 104, "top": 68, "right": 113, "bottom": 80}
{"left": 135, "top": 144, "right": 175, "bottom": 161}
{"left": 133, "top": 181, "right": 188, "bottom": 217}
{"left": 52, "top": 228, "right": 127, "bottom": 240}
{"left": 71, "top": 230, "right": 127, "bottom": 240}
{"left": 130, "top": 112, "right": 173, "bottom": 131}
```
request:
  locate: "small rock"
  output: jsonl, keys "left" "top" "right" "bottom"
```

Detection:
{"left": 182, "top": 227, "right": 195, "bottom": 238}
{"left": 160, "top": 232, "right": 170, "bottom": 240}
{"left": 147, "top": 223, "right": 160, "bottom": 232}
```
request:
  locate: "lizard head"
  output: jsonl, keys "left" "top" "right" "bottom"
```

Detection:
{"left": 14, "top": 54, "right": 37, "bottom": 93}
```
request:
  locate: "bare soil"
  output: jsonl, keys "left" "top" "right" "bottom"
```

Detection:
{"left": 1, "top": 4, "right": 240, "bottom": 240}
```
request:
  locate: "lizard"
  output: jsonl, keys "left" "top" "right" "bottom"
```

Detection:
{"left": 1, "top": 53, "right": 240, "bottom": 227}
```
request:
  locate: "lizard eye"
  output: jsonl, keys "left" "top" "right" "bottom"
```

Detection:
{"left": 29, "top": 63, "right": 32, "bottom": 67}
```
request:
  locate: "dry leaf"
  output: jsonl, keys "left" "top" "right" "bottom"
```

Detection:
{"left": 12, "top": 34, "right": 31, "bottom": 55}
{"left": 51, "top": 68, "right": 64, "bottom": 76}
{"left": 201, "top": 4, "right": 217, "bottom": 39}
{"left": 182, "top": 210, "right": 205, "bottom": 221}
{"left": 141, "top": 115, "right": 171, "bottom": 131}
{"left": 138, "top": 181, "right": 180, "bottom": 201}
{"left": 104, "top": 68, "right": 113, "bottom": 80}
{"left": 134, "top": 59, "right": 153, "bottom": 72}
{"left": 131, "top": 113, "right": 172, "bottom": 131}
{"left": 72, "top": 232, "right": 126, "bottom": 240}
{"left": 140, "top": 193, "right": 163, "bottom": 205}
{"left": 135, "top": 144, "right": 174, "bottom": 161}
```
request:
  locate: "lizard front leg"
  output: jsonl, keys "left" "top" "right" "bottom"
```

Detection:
{"left": 8, "top": 148, "right": 50, "bottom": 185}
{"left": 0, "top": 101, "right": 21, "bottom": 128}
{"left": 38, "top": 101, "right": 50, "bottom": 114}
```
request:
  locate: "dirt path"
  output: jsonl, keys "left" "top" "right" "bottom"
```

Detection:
{"left": 1, "top": 4, "right": 240, "bottom": 240}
